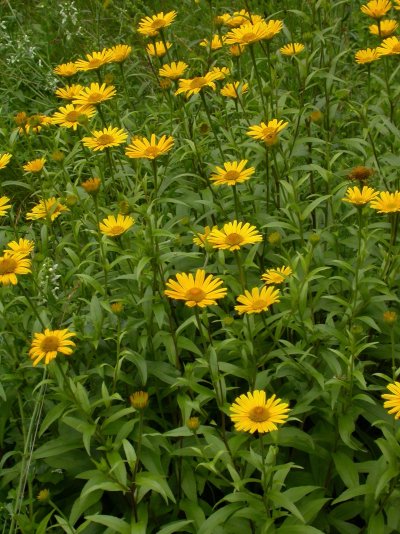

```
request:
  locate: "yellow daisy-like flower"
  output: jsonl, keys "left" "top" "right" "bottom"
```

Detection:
{"left": 75, "top": 49, "right": 114, "bottom": 71}
{"left": 208, "top": 220, "right": 263, "bottom": 251}
{"left": 0, "top": 252, "right": 31, "bottom": 286}
{"left": 5, "top": 238, "right": 34, "bottom": 257}
{"left": 225, "top": 10, "right": 264, "bottom": 28}
{"left": 99, "top": 214, "right": 135, "bottom": 237}
{"left": 107, "top": 44, "right": 132, "bottom": 62}
{"left": 26, "top": 198, "right": 69, "bottom": 221}
{"left": 165, "top": 269, "right": 227, "bottom": 308}
{"left": 20, "top": 115, "right": 52, "bottom": 135}
{"left": 146, "top": 41, "right": 172, "bottom": 57}
{"left": 280, "top": 42, "right": 305, "bottom": 56}
{"left": 210, "top": 160, "right": 254, "bottom": 186}
{"left": 377, "top": 36, "right": 400, "bottom": 55}
{"left": 262, "top": 266, "right": 292, "bottom": 285}
{"left": 53, "top": 62, "right": 78, "bottom": 77}
{"left": 395, "top": 0, "right": 400, "bottom": 9}
{"left": 361, "top": 0, "right": 392, "bottom": 18}
{"left": 73, "top": 83, "right": 117, "bottom": 106}
{"left": 200, "top": 34, "right": 226, "bottom": 50}
{"left": 125, "top": 133, "right": 174, "bottom": 159}
{"left": 159, "top": 61, "right": 188, "bottom": 79}
{"left": 342, "top": 186, "right": 379, "bottom": 205}
{"left": 230, "top": 390, "right": 290, "bottom": 433}
{"left": 370, "top": 19, "right": 399, "bottom": 36}
{"left": 138, "top": 11, "right": 177, "bottom": 37}
{"left": 29, "top": 328, "right": 76, "bottom": 366}
{"left": 382, "top": 381, "right": 400, "bottom": 418}
{"left": 220, "top": 81, "right": 249, "bottom": 99}
{"left": 235, "top": 286, "right": 281, "bottom": 315}
{"left": 225, "top": 20, "right": 283, "bottom": 45}
{"left": 82, "top": 126, "right": 128, "bottom": 151}
{"left": 0, "top": 153, "right": 12, "bottom": 170}
{"left": 81, "top": 177, "right": 101, "bottom": 194}
{"left": 355, "top": 48, "right": 381, "bottom": 63}
{"left": 370, "top": 191, "right": 400, "bottom": 213}
{"left": 51, "top": 104, "right": 96, "bottom": 130}
{"left": 209, "top": 66, "right": 230, "bottom": 80}
{"left": 23, "top": 158, "right": 46, "bottom": 173}
{"left": 55, "top": 84, "right": 84, "bottom": 100}
{"left": 193, "top": 225, "right": 218, "bottom": 248}
{"left": 229, "top": 44, "right": 246, "bottom": 56}
{"left": 247, "top": 119, "right": 289, "bottom": 146}
{"left": 175, "top": 71, "right": 220, "bottom": 98}
{"left": 0, "top": 196, "right": 11, "bottom": 217}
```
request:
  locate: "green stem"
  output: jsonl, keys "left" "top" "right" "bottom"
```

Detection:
{"left": 200, "top": 92, "right": 224, "bottom": 160}
{"left": 234, "top": 250, "right": 246, "bottom": 292}
{"left": 19, "top": 285, "right": 47, "bottom": 329}
{"left": 249, "top": 44, "right": 267, "bottom": 116}
{"left": 93, "top": 196, "right": 109, "bottom": 292}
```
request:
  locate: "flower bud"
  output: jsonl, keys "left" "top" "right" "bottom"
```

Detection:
{"left": 130, "top": 391, "right": 149, "bottom": 410}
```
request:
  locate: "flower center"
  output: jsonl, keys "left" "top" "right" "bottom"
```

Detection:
{"left": 0, "top": 257, "right": 17, "bottom": 274}
{"left": 248, "top": 406, "right": 270, "bottom": 422}
{"left": 224, "top": 170, "right": 240, "bottom": 181}
{"left": 110, "top": 225, "right": 125, "bottom": 235}
{"left": 87, "top": 92, "right": 103, "bottom": 103}
{"left": 252, "top": 299, "right": 268, "bottom": 311}
{"left": 41, "top": 335, "right": 60, "bottom": 353}
{"left": 144, "top": 146, "right": 161, "bottom": 158}
{"left": 241, "top": 32, "right": 257, "bottom": 43}
{"left": 185, "top": 287, "right": 206, "bottom": 302}
{"left": 225, "top": 232, "right": 244, "bottom": 245}
{"left": 151, "top": 18, "right": 167, "bottom": 30}
{"left": 65, "top": 111, "right": 80, "bottom": 122}
{"left": 190, "top": 77, "right": 207, "bottom": 89}
{"left": 97, "top": 134, "right": 114, "bottom": 146}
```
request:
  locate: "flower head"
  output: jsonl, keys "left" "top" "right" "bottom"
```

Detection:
{"left": 0, "top": 153, "right": 12, "bottom": 170}
{"left": 53, "top": 62, "right": 78, "bottom": 77}
{"left": 0, "top": 253, "right": 31, "bottom": 286}
{"left": 125, "top": 134, "right": 174, "bottom": 159}
{"left": 342, "top": 186, "right": 379, "bottom": 205}
{"left": 235, "top": 286, "right": 280, "bottom": 315}
{"left": 107, "top": 44, "right": 132, "bottom": 62}
{"left": 175, "top": 71, "right": 220, "bottom": 98}
{"left": 355, "top": 48, "right": 381, "bottom": 63}
{"left": 29, "top": 328, "right": 76, "bottom": 366}
{"left": 75, "top": 49, "right": 114, "bottom": 71}
{"left": 225, "top": 20, "right": 283, "bottom": 45}
{"left": 129, "top": 391, "right": 149, "bottom": 409}
{"left": 165, "top": 269, "right": 227, "bottom": 308}
{"left": 73, "top": 83, "right": 117, "bottom": 106}
{"left": 23, "top": 158, "right": 46, "bottom": 173}
{"left": 159, "top": 61, "right": 188, "bottom": 79}
{"left": 26, "top": 198, "right": 69, "bottom": 221}
{"left": 0, "top": 196, "right": 11, "bottom": 217}
{"left": 81, "top": 177, "right": 101, "bottom": 194}
{"left": 37, "top": 489, "right": 50, "bottom": 502}
{"left": 138, "top": 11, "right": 177, "bottom": 37}
{"left": 20, "top": 114, "right": 51, "bottom": 135}
{"left": 5, "top": 238, "right": 34, "bottom": 257}
{"left": 280, "top": 42, "right": 305, "bottom": 56}
{"left": 382, "top": 381, "right": 400, "bottom": 418}
{"left": 361, "top": 0, "right": 392, "bottom": 18}
{"left": 369, "top": 19, "right": 398, "bottom": 36}
{"left": 230, "top": 390, "right": 290, "bottom": 433}
{"left": 348, "top": 166, "right": 374, "bottom": 182}
{"left": 229, "top": 44, "right": 246, "bottom": 56}
{"left": 208, "top": 221, "right": 262, "bottom": 251}
{"left": 193, "top": 225, "right": 218, "bottom": 248}
{"left": 220, "top": 81, "right": 249, "bottom": 98}
{"left": 51, "top": 104, "right": 96, "bottom": 130}
{"left": 55, "top": 84, "right": 84, "bottom": 100}
{"left": 209, "top": 66, "right": 230, "bottom": 80}
{"left": 146, "top": 41, "right": 172, "bottom": 57}
{"left": 82, "top": 126, "right": 127, "bottom": 151}
{"left": 370, "top": 191, "right": 400, "bottom": 213}
{"left": 384, "top": 311, "right": 397, "bottom": 324}
{"left": 200, "top": 34, "right": 226, "bottom": 50}
{"left": 377, "top": 36, "right": 400, "bottom": 55}
{"left": 261, "top": 266, "right": 292, "bottom": 285}
{"left": 99, "top": 214, "right": 134, "bottom": 237}
{"left": 210, "top": 160, "right": 254, "bottom": 186}
{"left": 247, "top": 119, "right": 288, "bottom": 146}
{"left": 224, "top": 10, "right": 264, "bottom": 28}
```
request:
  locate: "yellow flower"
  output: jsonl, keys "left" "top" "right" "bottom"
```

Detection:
{"left": 208, "top": 220, "right": 263, "bottom": 251}
{"left": 395, "top": 0, "right": 400, "bottom": 9}
{"left": 209, "top": 66, "right": 230, "bottom": 80}
{"left": 229, "top": 44, "right": 246, "bottom": 56}
{"left": 0, "top": 196, "right": 11, "bottom": 217}
{"left": 175, "top": 71, "right": 220, "bottom": 98}
{"left": 159, "top": 61, "right": 188, "bottom": 79}
{"left": 125, "top": 134, "right": 174, "bottom": 159}
{"left": 383, "top": 311, "right": 397, "bottom": 324}
{"left": 220, "top": 81, "right": 249, "bottom": 99}
{"left": 6, "top": 238, "right": 34, "bottom": 257}
{"left": 355, "top": 48, "right": 381, "bottom": 64}
{"left": 129, "top": 391, "right": 149, "bottom": 409}
{"left": 210, "top": 160, "right": 254, "bottom": 186}
{"left": 81, "top": 177, "right": 101, "bottom": 194}
{"left": 225, "top": 20, "right": 283, "bottom": 45}
{"left": 342, "top": 186, "right": 379, "bottom": 205}
{"left": 53, "top": 62, "right": 78, "bottom": 77}
{"left": 377, "top": 36, "right": 400, "bottom": 55}
{"left": 111, "top": 301, "right": 124, "bottom": 314}
{"left": 200, "top": 35, "right": 226, "bottom": 50}
{"left": 138, "top": 11, "right": 177, "bottom": 37}
{"left": 51, "top": 104, "right": 96, "bottom": 130}
{"left": 261, "top": 266, "right": 292, "bottom": 285}
{"left": 370, "top": 191, "right": 400, "bottom": 213}
{"left": 37, "top": 489, "right": 50, "bottom": 502}
{"left": 309, "top": 110, "right": 323, "bottom": 123}
{"left": 75, "top": 49, "right": 114, "bottom": 71}
{"left": 0, "top": 153, "right": 12, "bottom": 170}
{"left": 247, "top": 119, "right": 288, "bottom": 146}
{"left": 29, "top": 328, "right": 76, "bottom": 366}
{"left": 361, "top": 0, "right": 392, "bottom": 18}
{"left": 20, "top": 115, "right": 51, "bottom": 135}
{"left": 193, "top": 225, "right": 218, "bottom": 248}
{"left": 235, "top": 286, "right": 280, "bottom": 315}
{"left": 55, "top": 84, "right": 84, "bottom": 100}
{"left": 187, "top": 417, "right": 200, "bottom": 431}
{"left": 225, "top": 10, "right": 264, "bottom": 28}
{"left": 369, "top": 19, "right": 398, "bottom": 36}
{"left": 73, "top": 83, "right": 117, "bottom": 106}
{"left": 165, "top": 269, "right": 227, "bottom": 308}
{"left": 280, "top": 42, "right": 305, "bottom": 56}
{"left": 382, "top": 381, "right": 400, "bottom": 418}
{"left": 99, "top": 214, "right": 135, "bottom": 237}
{"left": 146, "top": 41, "right": 172, "bottom": 57}
{"left": 107, "top": 44, "right": 132, "bottom": 62}
{"left": 82, "top": 126, "right": 128, "bottom": 151}
{"left": 26, "top": 198, "right": 69, "bottom": 221}
{"left": 23, "top": 158, "right": 46, "bottom": 173}
{"left": 230, "top": 390, "right": 290, "bottom": 433}
{"left": 0, "top": 253, "right": 31, "bottom": 286}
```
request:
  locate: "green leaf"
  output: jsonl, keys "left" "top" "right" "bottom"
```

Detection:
{"left": 157, "top": 520, "right": 194, "bottom": 534}
{"left": 136, "top": 472, "right": 176, "bottom": 504}
{"left": 332, "top": 451, "right": 359, "bottom": 489}
{"left": 85, "top": 514, "right": 130, "bottom": 534}
{"left": 332, "top": 485, "right": 369, "bottom": 505}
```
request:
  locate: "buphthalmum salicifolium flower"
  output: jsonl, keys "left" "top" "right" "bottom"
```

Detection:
{"left": 209, "top": 66, "right": 230, "bottom": 80}
{"left": 175, "top": 71, "right": 220, "bottom": 98}
{"left": 192, "top": 225, "right": 218, "bottom": 248}
{"left": 200, "top": 34, "right": 226, "bottom": 50}
{"left": 74, "top": 49, "right": 114, "bottom": 71}
{"left": 137, "top": 11, "right": 177, "bottom": 37}
{"left": 107, "top": 44, "right": 132, "bottom": 62}
{"left": 99, "top": 214, "right": 135, "bottom": 237}
{"left": 361, "top": 0, "right": 392, "bottom": 18}
{"left": 395, "top": 0, "right": 400, "bottom": 9}
{"left": 26, "top": 198, "right": 69, "bottom": 221}
{"left": 355, "top": 48, "right": 381, "bottom": 64}
{"left": 342, "top": 186, "right": 379, "bottom": 206}
{"left": 82, "top": 126, "right": 128, "bottom": 151}
{"left": 73, "top": 83, "right": 116, "bottom": 106}
{"left": 348, "top": 166, "right": 374, "bottom": 182}
{"left": 220, "top": 81, "right": 249, "bottom": 99}
{"left": 29, "top": 328, "right": 76, "bottom": 366}
{"left": 23, "top": 158, "right": 46, "bottom": 173}
{"left": 230, "top": 390, "right": 290, "bottom": 433}
{"left": 210, "top": 160, "right": 255, "bottom": 186}
{"left": 0, "top": 252, "right": 31, "bottom": 286}
{"left": 235, "top": 286, "right": 280, "bottom": 315}
{"left": 159, "top": 61, "right": 188, "bottom": 79}
{"left": 51, "top": 104, "right": 96, "bottom": 130}
{"left": 146, "top": 41, "right": 172, "bottom": 57}
{"left": 247, "top": 119, "right": 288, "bottom": 146}
{"left": 377, "top": 36, "right": 400, "bottom": 55}
{"left": 165, "top": 269, "right": 227, "bottom": 308}
{"left": 19, "top": 114, "right": 51, "bottom": 135}
{"left": 53, "top": 62, "right": 78, "bottom": 77}
{"left": 208, "top": 221, "right": 263, "bottom": 251}
{"left": 225, "top": 20, "right": 283, "bottom": 45}
{"left": 0, "top": 153, "right": 12, "bottom": 170}
{"left": 0, "top": 196, "right": 11, "bottom": 217}
{"left": 261, "top": 266, "right": 293, "bottom": 285}
{"left": 55, "top": 84, "right": 84, "bottom": 100}
{"left": 370, "top": 191, "right": 400, "bottom": 212}
{"left": 5, "top": 238, "right": 34, "bottom": 257}
{"left": 280, "top": 42, "right": 305, "bottom": 56}
{"left": 382, "top": 381, "right": 400, "bottom": 418}
{"left": 369, "top": 19, "right": 399, "bottom": 36}
{"left": 125, "top": 134, "right": 174, "bottom": 159}
{"left": 81, "top": 177, "right": 101, "bottom": 194}
{"left": 223, "top": 10, "right": 264, "bottom": 27}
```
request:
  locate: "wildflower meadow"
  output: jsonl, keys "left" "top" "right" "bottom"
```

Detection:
{"left": 2, "top": 0, "right": 400, "bottom": 532}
